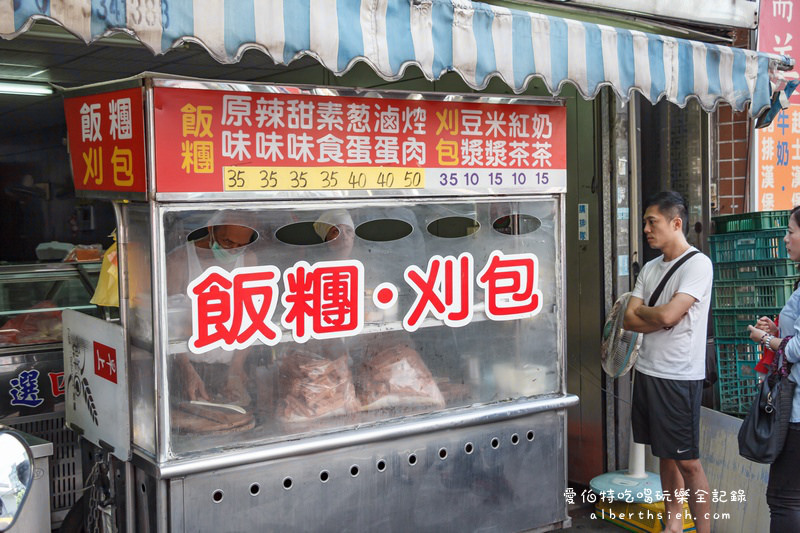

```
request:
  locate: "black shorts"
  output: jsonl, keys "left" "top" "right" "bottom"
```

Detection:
{"left": 631, "top": 372, "right": 703, "bottom": 460}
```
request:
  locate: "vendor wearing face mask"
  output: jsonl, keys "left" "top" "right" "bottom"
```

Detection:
{"left": 313, "top": 209, "right": 355, "bottom": 260}
{"left": 166, "top": 212, "right": 257, "bottom": 407}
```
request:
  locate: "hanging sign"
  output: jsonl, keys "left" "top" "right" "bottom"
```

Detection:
{"left": 754, "top": 0, "right": 799, "bottom": 210}
{"left": 64, "top": 87, "right": 147, "bottom": 196}
{"left": 152, "top": 87, "right": 567, "bottom": 195}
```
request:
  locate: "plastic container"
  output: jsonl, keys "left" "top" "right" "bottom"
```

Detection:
{"left": 713, "top": 278, "right": 795, "bottom": 308}
{"left": 710, "top": 229, "right": 789, "bottom": 263}
{"left": 714, "top": 259, "right": 799, "bottom": 281}
{"left": 711, "top": 307, "right": 782, "bottom": 338}
{"left": 712, "top": 210, "right": 790, "bottom": 234}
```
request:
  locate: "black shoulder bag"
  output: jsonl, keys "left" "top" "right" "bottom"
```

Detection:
{"left": 647, "top": 250, "right": 700, "bottom": 308}
{"left": 738, "top": 336, "right": 796, "bottom": 464}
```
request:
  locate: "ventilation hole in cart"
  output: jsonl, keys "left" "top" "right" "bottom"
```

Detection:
{"left": 140, "top": 483, "right": 146, "bottom": 494}
{"left": 427, "top": 216, "right": 480, "bottom": 238}
{"left": 350, "top": 465, "right": 360, "bottom": 477}
{"left": 511, "top": 433, "right": 520, "bottom": 445}
{"left": 492, "top": 214, "right": 541, "bottom": 235}
{"left": 249, "top": 483, "right": 260, "bottom": 496}
{"left": 527, "top": 430, "right": 535, "bottom": 441}
{"left": 356, "top": 219, "right": 413, "bottom": 241}
{"left": 282, "top": 477, "right": 293, "bottom": 490}
{"left": 212, "top": 490, "right": 224, "bottom": 503}
{"left": 376, "top": 460, "right": 387, "bottom": 472}
{"left": 464, "top": 442, "right": 474, "bottom": 454}
{"left": 438, "top": 448, "right": 448, "bottom": 460}
{"left": 408, "top": 454, "right": 417, "bottom": 465}
{"left": 491, "top": 438, "right": 500, "bottom": 449}
{"left": 276, "top": 221, "right": 328, "bottom": 245}
{"left": 320, "top": 470, "right": 330, "bottom": 483}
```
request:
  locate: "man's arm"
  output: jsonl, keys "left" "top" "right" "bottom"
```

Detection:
{"left": 632, "top": 292, "right": 697, "bottom": 329}
{"left": 623, "top": 296, "right": 664, "bottom": 333}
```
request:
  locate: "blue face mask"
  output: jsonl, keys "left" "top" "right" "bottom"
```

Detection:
{"left": 209, "top": 231, "right": 246, "bottom": 263}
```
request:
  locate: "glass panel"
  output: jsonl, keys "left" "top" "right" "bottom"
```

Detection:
{"left": 123, "top": 205, "right": 156, "bottom": 456}
{"left": 159, "top": 198, "right": 562, "bottom": 457}
{"left": 0, "top": 264, "right": 102, "bottom": 348}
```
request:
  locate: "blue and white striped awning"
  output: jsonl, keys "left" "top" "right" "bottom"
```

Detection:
{"left": 1, "top": 0, "right": 794, "bottom": 117}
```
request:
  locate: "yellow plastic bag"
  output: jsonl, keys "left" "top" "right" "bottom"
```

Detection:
{"left": 90, "top": 233, "right": 119, "bottom": 307}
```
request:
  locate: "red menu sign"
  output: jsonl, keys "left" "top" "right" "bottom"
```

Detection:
{"left": 153, "top": 87, "right": 567, "bottom": 194}
{"left": 64, "top": 87, "right": 147, "bottom": 195}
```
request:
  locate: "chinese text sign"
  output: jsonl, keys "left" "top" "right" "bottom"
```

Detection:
{"left": 64, "top": 87, "right": 147, "bottom": 194}
{"left": 755, "top": 0, "right": 800, "bottom": 209}
{"left": 153, "top": 87, "right": 567, "bottom": 194}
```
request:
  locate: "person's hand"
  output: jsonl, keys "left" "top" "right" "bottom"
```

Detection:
{"left": 755, "top": 316, "right": 778, "bottom": 336}
{"left": 222, "top": 366, "right": 251, "bottom": 407}
{"left": 748, "top": 325, "right": 769, "bottom": 344}
{"left": 182, "top": 363, "right": 210, "bottom": 402}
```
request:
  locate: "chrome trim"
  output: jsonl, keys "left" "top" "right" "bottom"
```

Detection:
{"left": 154, "top": 185, "right": 568, "bottom": 202}
{"left": 152, "top": 202, "right": 170, "bottom": 464}
{"left": 155, "top": 394, "right": 579, "bottom": 479}
{"left": 559, "top": 194, "right": 567, "bottom": 395}
{"left": 0, "top": 261, "right": 101, "bottom": 277}
{"left": 151, "top": 75, "right": 564, "bottom": 107}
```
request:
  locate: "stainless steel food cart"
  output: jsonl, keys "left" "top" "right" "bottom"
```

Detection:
{"left": 61, "top": 75, "right": 578, "bottom": 532}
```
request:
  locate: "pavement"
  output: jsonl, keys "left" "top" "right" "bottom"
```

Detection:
{"left": 561, "top": 503, "right": 625, "bottom": 531}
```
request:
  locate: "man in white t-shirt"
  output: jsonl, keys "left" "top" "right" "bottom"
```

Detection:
{"left": 623, "top": 191, "right": 713, "bottom": 533}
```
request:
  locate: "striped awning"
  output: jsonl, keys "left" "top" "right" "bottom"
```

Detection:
{"left": 1, "top": 0, "right": 794, "bottom": 117}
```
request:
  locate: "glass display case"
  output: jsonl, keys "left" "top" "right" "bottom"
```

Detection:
{"left": 0, "top": 261, "right": 103, "bottom": 414}
{"left": 62, "top": 76, "right": 578, "bottom": 532}
{"left": 123, "top": 198, "right": 562, "bottom": 458}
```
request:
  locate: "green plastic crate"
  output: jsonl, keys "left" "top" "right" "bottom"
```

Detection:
{"left": 711, "top": 307, "right": 782, "bottom": 338}
{"left": 715, "top": 338, "right": 761, "bottom": 416}
{"left": 717, "top": 377, "right": 759, "bottom": 416}
{"left": 710, "top": 229, "right": 789, "bottom": 263}
{"left": 713, "top": 278, "right": 795, "bottom": 308}
{"left": 712, "top": 210, "right": 790, "bottom": 234}
{"left": 714, "top": 259, "right": 799, "bottom": 281}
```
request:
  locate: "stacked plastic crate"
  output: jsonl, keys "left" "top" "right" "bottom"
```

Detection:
{"left": 710, "top": 210, "right": 796, "bottom": 416}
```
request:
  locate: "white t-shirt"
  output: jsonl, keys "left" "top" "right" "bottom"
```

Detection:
{"left": 631, "top": 247, "right": 713, "bottom": 380}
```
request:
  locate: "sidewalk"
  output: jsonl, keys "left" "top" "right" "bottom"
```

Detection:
{"left": 561, "top": 503, "right": 623, "bottom": 531}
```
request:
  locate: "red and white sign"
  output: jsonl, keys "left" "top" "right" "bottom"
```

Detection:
{"left": 758, "top": 0, "right": 799, "bottom": 106}
{"left": 153, "top": 87, "right": 567, "bottom": 194}
{"left": 755, "top": 1, "right": 799, "bottom": 210}
{"left": 93, "top": 341, "right": 118, "bottom": 384}
{"left": 64, "top": 87, "right": 147, "bottom": 195}
{"left": 186, "top": 251, "right": 543, "bottom": 354}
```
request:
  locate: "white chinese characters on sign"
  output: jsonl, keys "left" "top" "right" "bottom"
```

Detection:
{"left": 186, "top": 250, "right": 543, "bottom": 353}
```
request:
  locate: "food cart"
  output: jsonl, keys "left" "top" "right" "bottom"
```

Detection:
{"left": 60, "top": 74, "right": 578, "bottom": 532}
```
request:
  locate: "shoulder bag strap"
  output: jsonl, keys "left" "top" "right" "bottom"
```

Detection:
{"left": 647, "top": 250, "right": 701, "bottom": 307}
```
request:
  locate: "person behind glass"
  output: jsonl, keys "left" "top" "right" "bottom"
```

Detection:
{"left": 623, "top": 191, "right": 713, "bottom": 533}
{"left": 314, "top": 209, "right": 355, "bottom": 259}
{"left": 166, "top": 212, "right": 257, "bottom": 406}
{"left": 748, "top": 205, "right": 800, "bottom": 532}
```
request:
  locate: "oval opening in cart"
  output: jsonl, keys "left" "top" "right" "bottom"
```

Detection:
{"left": 491, "top": 214, "right": 541, "bottom": 235}
{"left": 356, "top": 219, "right": 413, "bottom": 242}
{"left": 275, "top": 222, "right": 328, "bottom": 246}
{"left": 426, "top": 216, "right": 480, "bottom": 238}
{"left": 186, "top": 224, "right": 259, "bottom": 246}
